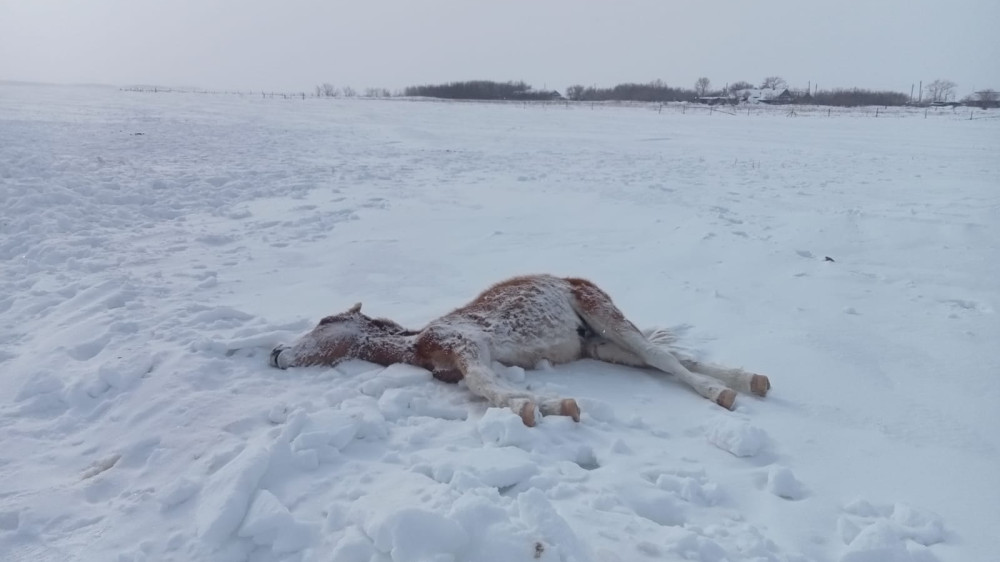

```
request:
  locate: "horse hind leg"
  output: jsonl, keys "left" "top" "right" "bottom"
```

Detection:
{"left": 569, "top": 279, "right": 737, "bottom": 409}
{"left": 586, "top": 330, "right": 770, "bottom": 398}
{"left": 677, "top": 359, "right": 770, "bottom": 397}
{"left": 641, "top": 327, "right": 769, "bottom": 396}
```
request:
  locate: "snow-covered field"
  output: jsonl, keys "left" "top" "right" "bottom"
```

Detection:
{"left": 1, "top": 83, "right": 997, "bottom": 562}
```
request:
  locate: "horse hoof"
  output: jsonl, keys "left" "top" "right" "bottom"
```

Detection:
{"left": 517, "top": 400, "right": 537, "bottom": 427}
{"left": 750, "top": 374, "right": 771, "bottom": 397}
{"left": 715, "top": 389, "right": 737, "bottom": 410}
{"left": 560, "top": 399, "right": 581, "bottom": 422}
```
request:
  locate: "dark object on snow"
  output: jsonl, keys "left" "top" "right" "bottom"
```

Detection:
{"left": 824, "top": 256, "right": 835, "bottom": 262}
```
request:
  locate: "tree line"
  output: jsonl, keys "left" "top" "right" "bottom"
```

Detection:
{"left": 144, "top": 76, "right": 992, "bottom": 109}
{"left": 391, "top": 77, "right": 996, "bottom": 108}
{"left": 401, "top": 80, "right": 558, "bottom": 100}
{"left": 566, "top": 80, "right": 693, "bottom": 103}
{"left": 123, "top": 78, "right": 996, "bottom": 108}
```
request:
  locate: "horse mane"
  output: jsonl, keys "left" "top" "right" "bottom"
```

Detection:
{"left": 369, "top": 316, "right": 418, "bottom": 336}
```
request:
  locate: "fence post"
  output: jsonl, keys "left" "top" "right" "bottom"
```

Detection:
{"left": 876, "top": 107, "right": 879, "bottom": 118}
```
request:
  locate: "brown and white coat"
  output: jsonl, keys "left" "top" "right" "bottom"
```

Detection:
{"left": 270, "top": 274, "right": 770, "bottom": 426}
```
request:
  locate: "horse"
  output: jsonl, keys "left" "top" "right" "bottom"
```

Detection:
{"left": 269, "top": 274, "right": 770, "bottom": 426}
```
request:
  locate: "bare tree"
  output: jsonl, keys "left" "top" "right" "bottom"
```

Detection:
{"left": 342, "top": 86, "right": 356, "bottom": 98}
{"left": 760, "top": 76, "right": 787, "bottom": 90}
{"left": 728, "top": 80, "right": 754, "bottom": 93}
{"left": 565, "top": 85, "right": 585, "bottom": 101}
{"left": 320, "top": 83, "right": 338, "bottom": 97}
{"left": 925, "top": 79, "right": 957, "bottom": 103}
{"left": 695, "top": 77, "right": 711, "bottom": 97}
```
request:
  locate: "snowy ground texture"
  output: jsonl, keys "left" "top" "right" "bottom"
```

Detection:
{"left": 1, "top": 84, "right": 997, "bottom": 562}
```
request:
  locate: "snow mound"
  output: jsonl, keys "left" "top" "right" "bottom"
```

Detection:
{"left": 415, "top": 446, "right": 538, "bottom": 490}
{"left": 705, "top": 417, "right": 768, "bottom": 457}
{"left": 365, "top": 508, "right": 469, "bottom": 562}
{"left": 619, "top": 483, "right": 686, "bottom": 526}
{"left": 840, "top": 520, "right": 939, "bottom": 562}
{"left": 477, "top": 407, "right": 535, "bottom": 447}
{"left": 839, "top": 500, "right": 946, "bottom": 562}
{"left": 766, "top": 465, "right": 807, "bottom": 500}
{"left": 378, "top": 387, "right": 468, "bottom": 421}
{"left": 652, "top": 469, "right": 724, "bottom": 506}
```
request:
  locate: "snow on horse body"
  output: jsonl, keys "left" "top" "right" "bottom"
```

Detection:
{"left": 270, "top": 274, "right": 770, "bottom": 426}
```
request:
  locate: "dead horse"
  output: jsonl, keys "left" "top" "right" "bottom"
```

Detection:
{"left": 269, "top": 274, "right": 770, "bottom": 426}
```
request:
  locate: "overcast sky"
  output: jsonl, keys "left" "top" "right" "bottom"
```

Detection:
{"left": 2, "top": 0, "right": 998, "bottom": 96}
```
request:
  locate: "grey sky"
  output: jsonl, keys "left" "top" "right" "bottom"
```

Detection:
{"left": 2, "top": 0, "right": 998, "bottom": 97}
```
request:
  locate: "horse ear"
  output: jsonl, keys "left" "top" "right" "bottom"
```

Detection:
{"left": 348, "top": 302, "right": 362, "bottom": 314}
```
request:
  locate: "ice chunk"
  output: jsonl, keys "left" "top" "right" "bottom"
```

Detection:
{"left": 840, "top": 520, "right": 910, "bottom": 562}
{"left": 330, "top": 527, "right": 377, "bottom": 562}
{"left": 196, "top": 441, "right": 271, "bottom": 544}
{"left": 237, "top": 489, "right": 310, "bottom": 553}
{"left": 890, "top": 503, "right": 945, "bottom": 546}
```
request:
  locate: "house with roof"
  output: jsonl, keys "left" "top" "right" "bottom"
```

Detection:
{"left": 734, "top": 88, "right": 794, "bottom": 104}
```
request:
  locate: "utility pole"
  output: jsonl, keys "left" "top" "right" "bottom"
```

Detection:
{"left": 918, "top": 80, "right": 922, "bottom": 103}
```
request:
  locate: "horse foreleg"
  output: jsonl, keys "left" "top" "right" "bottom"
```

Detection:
{"left": 423, "top": 335, "right": 579, "bottom": 426}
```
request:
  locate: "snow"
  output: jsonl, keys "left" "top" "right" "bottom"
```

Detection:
{"left": 706, "top": 416, "right": 769, "bottom": 457}
{"left": 1, "top": 83, "right": 997, "bottom": 562}
{"left": 765, "top": 465, "right": 807, "bottom": 500}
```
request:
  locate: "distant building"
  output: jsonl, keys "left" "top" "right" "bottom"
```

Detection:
{"left": 510, "top": 89, "right": 564, "bottom": 101}
{"left": 695, "top": 96, "right": 733, "bottom": 105}
{"left": 734, "top": 88, "right": 794, "bottom": 104}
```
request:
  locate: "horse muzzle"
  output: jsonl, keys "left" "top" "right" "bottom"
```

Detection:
{"left": 269, "top": 345, "right": 288, "bottom": 369}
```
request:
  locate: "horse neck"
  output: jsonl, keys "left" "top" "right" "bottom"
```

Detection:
{"left": 355, "top": 330, "right": 419, "bottom": 367}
